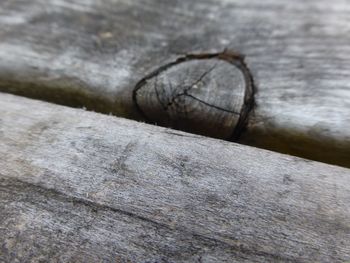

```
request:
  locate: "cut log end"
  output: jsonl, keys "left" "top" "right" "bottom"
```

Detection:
{"left": 133, "top": 52, "right": 254, "bottom": 139}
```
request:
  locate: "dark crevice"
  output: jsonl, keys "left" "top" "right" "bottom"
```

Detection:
{"left": 158, "top": 62, "right": 240, "bottom": 114}
{"left": 186, "top": 62, "right": 218, "bottom": 93}
{"left": 184, "top": 94, "right": 240, "bottom": 114}
{"left": 229, "top": 52, "right": 256, "bottom": 141}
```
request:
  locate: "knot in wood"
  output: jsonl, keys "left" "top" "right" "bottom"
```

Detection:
{"left": 133, "top": 52, "right": 254, "bottom": 139}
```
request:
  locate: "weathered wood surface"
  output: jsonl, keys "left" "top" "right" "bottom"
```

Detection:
{"left": 1, "top": 0, "right": 350, "bottom": 167}
{"left": 0, "top": 0, "right": 350, "bottom": 167}
{"left": 0, "top": 92, "right": 350, "bottom": 262}
{"left": 133, "top": 52, "right": 254, "bottom": 140}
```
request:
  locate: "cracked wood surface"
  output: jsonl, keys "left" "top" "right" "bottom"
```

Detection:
{"left": 133, "top": 52, "right": 253, "bottom": 139}
{"left": 1, "top": 92, "right": 350, "bottom": 262}
{"left": 0, "top": 0, "right": 350, "bottom": 167}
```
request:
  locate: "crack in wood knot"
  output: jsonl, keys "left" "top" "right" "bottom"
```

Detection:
{"left": 133, "top": 50, "right": 255, "bottom": 140}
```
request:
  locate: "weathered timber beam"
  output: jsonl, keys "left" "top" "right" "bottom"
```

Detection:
{"left": 0, "top": 92, "right": 349, "bottom": 262}
{"left": 0, "top": 0, "right": 349, "bottom": 168}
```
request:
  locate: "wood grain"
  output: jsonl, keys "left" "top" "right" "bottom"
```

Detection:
{"left": 133, "top": 52, "right": 253, "bottom": 139}
{"left": 0, "top": 92, "right": 350, "bottom": 262}
{"left": 0, "top": 0, "right": 349, "bottom": 167}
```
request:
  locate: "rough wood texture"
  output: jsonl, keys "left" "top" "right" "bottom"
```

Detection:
{"left": 0, "top": 0, "right": 349, "bottom": 167}
{"left": 134, "top": 52, "right": 253, "bottom": 139}
{"left": 1, "top": 93, "right": 350, "bottom": 262}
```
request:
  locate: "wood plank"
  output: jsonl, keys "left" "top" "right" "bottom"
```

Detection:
{"left": 0, "top": 92, "right": 349, "bottom": 262}
{"left": 0, "top": 0, "right": 349, "bottom": 168}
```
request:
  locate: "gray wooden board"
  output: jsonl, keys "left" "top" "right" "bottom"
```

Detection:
{"left": 0, "top": 92, "right": 350, "bottom": 262}
{"left": 0, "top": 0, "right": 350, "bottom": 167}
